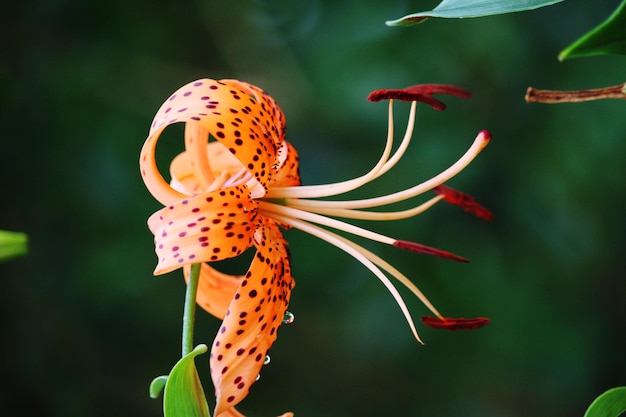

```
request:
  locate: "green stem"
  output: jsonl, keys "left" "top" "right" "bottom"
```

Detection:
{"left": 182, "top": 263, "right": 201, "bottom": 357}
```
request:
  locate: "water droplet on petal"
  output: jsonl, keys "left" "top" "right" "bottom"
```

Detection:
{"left": 264, "top": 355, "right": 271, "bottom": 365}
{"left": 282, "top": 310, "right": 295, "bottom": 325}
{"left": 255, "top": 374, "right": 261, "bottom": 381}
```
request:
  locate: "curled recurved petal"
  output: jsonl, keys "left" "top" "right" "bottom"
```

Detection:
{"left": 140, "top": 78, "right": 287, "bottom": 205}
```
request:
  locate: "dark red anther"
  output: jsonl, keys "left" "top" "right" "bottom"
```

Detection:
{"left": 367, "top": 84, "right": 472, "bottom": 111}
{"left": 393, "top": 240, "right": 469, "bottom": 263}
{"left": 421, "top": 316, "right": 490, "bottom": 331}
{"left": 368, "top": 90, "right": 447, "bottom": 110}
{"left": 433, "top": 185, "right": 493, "bottom": 221}
{"left": 405, "top": 84, "right": 472, "bottom": 99}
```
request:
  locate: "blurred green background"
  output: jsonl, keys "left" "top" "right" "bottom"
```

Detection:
{"left": 2, "top": 0, "right": 625, "bottom": 416}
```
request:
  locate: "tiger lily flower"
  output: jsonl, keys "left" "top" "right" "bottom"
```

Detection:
{"left": 140, "top": 78, "right": 491, "bottom": 416}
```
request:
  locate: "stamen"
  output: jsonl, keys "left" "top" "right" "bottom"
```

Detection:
{"left": 433, "top": 185, "right": 493, "bottom": 221}
{"left": 328, "top": 229, "right": 446, "bottom": 320}
{"left": 393, "top": 240, "right": 469, "bottom": 263}
{"left": 259, "top": 202, "right": 397, "bottom": 247}
{"left": 268, "top": 212, "right": 426, "bottom": 344}
{"left": 421, "top": 316, "right": 490, "bottom": 331}
{"left": 262, "top": 199, "right": 468, "bottom": 268}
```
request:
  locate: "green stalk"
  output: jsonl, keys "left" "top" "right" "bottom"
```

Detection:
{"left": 182, "top": 263, "right": 201, "bottom": 357}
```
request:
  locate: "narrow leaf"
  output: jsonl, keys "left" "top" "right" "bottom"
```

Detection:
{"left": 163, "top": 344, "right": 210, "bottom": 417}
{"left": 386, "top": 0, "right": 565, "bottom": 26}
{"left": 584, "top": 387, "right": 626, "bottom": 417}
{"left": 559, "top": 0, "right": 626, "bottom": 60}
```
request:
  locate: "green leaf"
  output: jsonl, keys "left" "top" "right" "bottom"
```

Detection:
{"left": 0, "top": 230, "right": 28, "bottom": 262}
{"left": 584, "top": 387, "right": 626, "bottom": 417}
{"left": 163, "top": 344, "right": 211, "bottom": 417}
{"left": 386, "top": 0, "right": 565, "bottom": 26}
{"left": 149, "top": 375, "right": 168, "bottom": 399}
{"left": 559, "top": 0, "right": 626, "bottom": 60}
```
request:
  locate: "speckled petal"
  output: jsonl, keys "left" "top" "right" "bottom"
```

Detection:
{"left": 220, "top": 79, "right": 286, "bottom": 154}
{"left": 140, "top": 79, "right": 286, "bottom": 205}
{"left": 147, "top": 184, "right": 258, "bottom": 275}
{"left": 210, "top": 219, "right": 295, "bottom": 415}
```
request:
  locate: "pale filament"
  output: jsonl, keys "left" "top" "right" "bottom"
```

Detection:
{"left": 296, "top": 195, "right": 444, "bottom": 221}
{"left": 270, "top": 206, "right": 444, "bottom": 318}
{"left": 285, "top": 130, "right": 489, "bottom": 211}
{"left": 259, "top": 201, "right": 397, "bottom": 246}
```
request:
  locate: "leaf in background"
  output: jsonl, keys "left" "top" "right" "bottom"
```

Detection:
{"left": 386, "top": 0, "right": 565, "bottom": 26}
{"left": 583, "top": 387, "right": 626, "bottom": 417}
{"left": 0, "top": 230, "right": 27, "bottom": 262}
{"left": 559, "top": 0, "right": 626, "bottom": 60}
{"left": 163, "top": 344, "right": 210, "bottom": 417}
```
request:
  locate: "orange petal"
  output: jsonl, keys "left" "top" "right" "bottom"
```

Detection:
{"left": 184, "top": 263, "right": 244, "bottom": 320}
{"left": 141, "top": 79, "right": 286, "bottom": 205}
{"left": 211, "top": 219, "right": 295, "bottom": 415}
{"left": 147, "top": 184, "right": 258, "bottom": 275}
{"left": 220, "top": 79, "right": 286, "bottom": 153}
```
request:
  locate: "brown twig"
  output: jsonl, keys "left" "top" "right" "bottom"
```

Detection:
{"left": 525, "top": 82, "right": 626, "bottom": 104}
